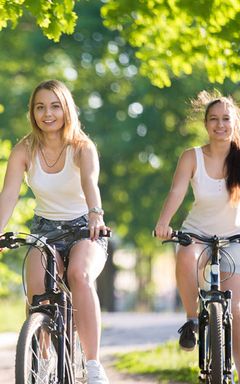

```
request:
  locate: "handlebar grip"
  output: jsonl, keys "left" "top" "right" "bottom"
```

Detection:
{"left": 152, "top": 229, "right": 192, "bottom": 246}
{"left": 0, "top": 232, "right": 22, "bottom": 249}
{"left": 0, "top": 238, "right": 13, "bottom": 248}
{"left": 79, "top": 228, "right": 112, "bottom": 238}
{"left": 152, "top": 230, "right": 176, "bottom": 238}
{"left": 59, "top": 225, "right": 112, "bottom": 238}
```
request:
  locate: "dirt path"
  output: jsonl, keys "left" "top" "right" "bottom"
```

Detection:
{"left": 100, "top": 312, "right": 185, "bottom": 383}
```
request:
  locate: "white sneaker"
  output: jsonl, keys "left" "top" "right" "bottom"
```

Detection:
{"left": 86, "top": 360, "right": 109, "bottom": 384}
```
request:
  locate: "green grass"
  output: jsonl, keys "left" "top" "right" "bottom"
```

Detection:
{"left": 115, "top": 340, "right": 238, "bottom": 383}
{"left": 0, "top": 298, "right": 25, "bottom": 333}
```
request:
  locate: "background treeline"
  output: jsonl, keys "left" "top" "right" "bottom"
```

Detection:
{"left": 0, "top": 0, "right": 239, "bottom": 308}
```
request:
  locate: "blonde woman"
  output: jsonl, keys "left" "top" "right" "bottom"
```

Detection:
{"left": 0, "top": 80, "right": 109, "bottom": 383}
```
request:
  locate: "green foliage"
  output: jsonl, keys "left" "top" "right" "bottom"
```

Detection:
{"left": 0, "top": 263, "right": 21, "bottom": 297}
{"left": 101, "top": 0, "right": 240, "bottom": 87}
{"left": 2, "top": 1, "right": 240, "bottom": 86}
{"left": 0, "top": 298, "right": 25, "bottom": 332}
{"left": 0, "top": 140, "right": 34, "bottom": 297}
{"left": 0, "top": 0, "right": 239, "bottom": 303}
{"left": 0, "top": 0, "right": 77, "bottom": 41}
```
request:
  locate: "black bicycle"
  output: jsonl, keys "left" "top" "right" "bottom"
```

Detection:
{"left": 0, "top": 225, "right": 111, "bottom": 384}
{"left": 161, "top": 230, "right": 239, "bottom": 384}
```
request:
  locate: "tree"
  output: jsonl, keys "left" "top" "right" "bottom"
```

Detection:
{"left": 0, "top": 0, "right": 77, "bottom": 42}
{"left": 101, "top": 0, "right": 240, "bottom": 87}
{"left": 2, "top": 1, "right": 240, "bottom": 88}
{"left": 0, "top": 0, "right": 239, "bottom": 306}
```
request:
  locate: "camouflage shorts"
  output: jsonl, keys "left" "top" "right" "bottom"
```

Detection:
{"left": 30, "top": 214, "right": 108, "bottom": 259}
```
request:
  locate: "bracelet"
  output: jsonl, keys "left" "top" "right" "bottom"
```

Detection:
{"left": 88, "top": 207, "right": 104, "bottom": 215}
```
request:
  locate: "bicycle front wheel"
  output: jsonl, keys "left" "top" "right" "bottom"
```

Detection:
{"left": 72, "top": 326, "right": 87, "bottom": 383}
{"left": 207, "top": 302, "right": 224, "bottom": 383}
{"left": 15, "top": 312, "right": 73, "bottom": 384}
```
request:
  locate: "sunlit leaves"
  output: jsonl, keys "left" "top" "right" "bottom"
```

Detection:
{"left": 0, "top": 0, "right": 77, "bottom": 41}
{"left": 101, "top": 0, "right": 240, "bottom": 87}
{"left": 0, "top": 0, "right": 24, "bottom": 29}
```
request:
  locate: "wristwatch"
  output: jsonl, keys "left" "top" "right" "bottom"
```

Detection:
{"left": 88, "top": 207, "right": 104, "bottom": 215}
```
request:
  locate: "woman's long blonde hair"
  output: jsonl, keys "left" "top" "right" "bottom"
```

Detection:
{"left": 26, "top": 79, "right": 91, "bottom": 157}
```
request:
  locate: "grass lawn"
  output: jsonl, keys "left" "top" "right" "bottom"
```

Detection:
{"left": 115, "top": 340, "right": 238, "bottom": 383}
{"left": 0, "top": 298, "right": 25, "bottom": 333}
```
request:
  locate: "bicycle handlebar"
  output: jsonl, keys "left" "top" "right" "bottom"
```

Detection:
{"left": 153, "top": 230, "right": 240, "bottom": 247}
{"left": 0, "top": 226, "right": 112, "bottom": 250}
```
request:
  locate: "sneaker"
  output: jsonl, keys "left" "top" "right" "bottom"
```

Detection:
{"left": 178, "top": 320, "right": 197, "bottom": 351}
{"left": 86, "top": 360, "right": 109, "bottom": 384}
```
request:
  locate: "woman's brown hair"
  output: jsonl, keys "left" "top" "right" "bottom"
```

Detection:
{"left": 194, "top": 91, "right": 240, "bottom": 203}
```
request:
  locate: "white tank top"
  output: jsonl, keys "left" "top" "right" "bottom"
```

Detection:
{"left": 26, "top": 146, "right": 88, "bottom": 220}
{"left": 182, "top": 146, "right": 240, "bottom": 236}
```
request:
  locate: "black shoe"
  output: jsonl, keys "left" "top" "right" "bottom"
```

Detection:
{"left": 178, "top": 320, "right": 197, "bottom": 351}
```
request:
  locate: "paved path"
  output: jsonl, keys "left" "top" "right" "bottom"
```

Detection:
{"left": 0, "top": 311, "right": 185, "bottom": 384}
{"left": 100, "top": 312, "right": 185, "bottom": 383}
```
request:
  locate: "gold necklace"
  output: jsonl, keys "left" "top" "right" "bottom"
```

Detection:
{"left": 40, "top": 145, "right": 66, "bottom": 168}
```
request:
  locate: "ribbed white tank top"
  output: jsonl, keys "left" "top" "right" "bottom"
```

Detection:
{"left": 182, "top": 147, "right": 240, "bottom": 236}
{"left": 26, "top": 146, "right": 88, "bottom": 220}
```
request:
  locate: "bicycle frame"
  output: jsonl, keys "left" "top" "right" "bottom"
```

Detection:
{"left": 198, "top": 236, "right": 233, "bottom": 381}
{"left": 30, "top": 243, "right": 75, "bottom": 382}
{"left": 161, "top": 230, "right": 236, "bottom": 383}
{"left": 0, "top": 227, "right": 111, "bottom": 384}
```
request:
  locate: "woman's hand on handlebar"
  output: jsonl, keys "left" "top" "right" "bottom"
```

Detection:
{"left": 88, "top": 214, "right": 110, "bottom": 240}
{"left": 154, "top": 222, "right": 173, "bottom": 239}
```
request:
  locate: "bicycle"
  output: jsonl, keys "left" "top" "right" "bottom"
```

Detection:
{"left": 0, "top": 224, "right": 111, "bottom": 384}
{"left": 160, "top": 230, "right": 240, "bottom": 384}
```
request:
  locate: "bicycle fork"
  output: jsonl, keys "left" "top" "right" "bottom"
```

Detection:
{"left": 31, "top": 291, "right": 71, "bottom": 383}
{"left": 198, "top": 289, "right": 233, "bottom": 381}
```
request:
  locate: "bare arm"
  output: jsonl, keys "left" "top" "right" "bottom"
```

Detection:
{"left": 155, "top": 149, "right": 195, "bottom": 239}
{"left": 79, "top": 141, "right": 107, "bottom": 239}
{"left": 0, "top": 141, "right": 28, "bottom": 232}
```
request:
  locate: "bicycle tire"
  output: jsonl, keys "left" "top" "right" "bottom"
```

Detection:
{"left": 15, "top": 312, "right": 74, "bottom": 384}
{"left": 72, "top": 326, "right": 87, "bottom": 383}
{"left": 207, "top": 302, "right": 224, "bottom": 383}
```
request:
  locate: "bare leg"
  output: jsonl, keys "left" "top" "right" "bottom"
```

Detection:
{"left": 67, "top": 240, "right": 106, "bottom": 362}
{"left": 25, "top": 247, "right": 63, "bottom": 303}
{"left": 25, "top": 247, "right": 64, "bottom": 358}
{"left": 221, "top": 273, "right": 240, "bottom": 379}
{"left": 176, "top": 243, "right": 207, "bottom": 318}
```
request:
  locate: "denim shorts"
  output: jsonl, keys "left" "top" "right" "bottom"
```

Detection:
{"left": 30, "top": 214, "right": 108, "bottom": 259}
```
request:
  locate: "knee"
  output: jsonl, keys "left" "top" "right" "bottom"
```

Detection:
{"left": 67, "top": 269, "right": 92, "bottom": 290}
